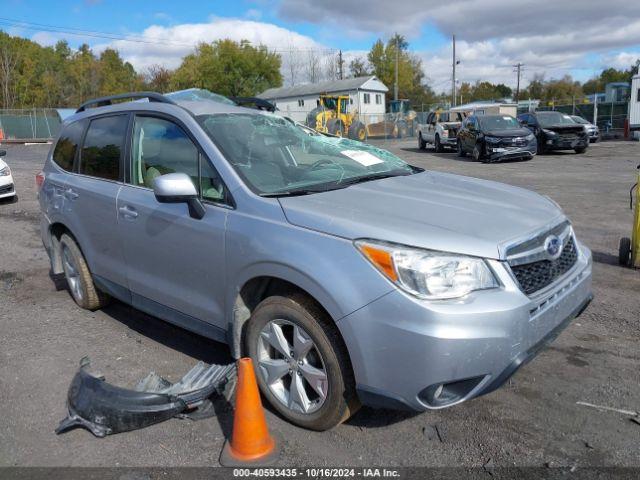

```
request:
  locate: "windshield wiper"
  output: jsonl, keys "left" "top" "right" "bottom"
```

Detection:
{"left": 337, "top": 170, "right": 412, "bottom": 187}
{"left": 260, "top": 185, "right": 338, "bottom": 197}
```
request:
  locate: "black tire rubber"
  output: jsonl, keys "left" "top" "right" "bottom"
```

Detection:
{"left": 9, "top": 194, "right": 18, "bottom": 204}
{"left": 245, "top": 293, "right": 359, "bottom": 431}
{"left": 473, "top": 143, "right": 483, "bottom": 162}
{"left": 59, "top": 233, "right": 110, "bottom": 310}
{"left": 434, "top": 135, "right": 444, "bottom": 153}
{"left": 327, "top": 119, "right": 344, "bottom": 137}
{"left": 306, "top": 107, "right": 321, "bottom": 130}
{"left": 536, "top": 140, "right": 546, "bottom": 155}
{"left": 418, "top": 133, "right": 426, "bottom": 150}
{"left": 619, "top": 237, "right": 632, "bottom": 267}
{"left": 396, "top": 121, "right": 408, "bottom": 139}
{"left": 574, "top": 146, "right": 587, "bottom": 154}
{"left": 348, "top": 121, "right": 367, "bottom": 141}
{"left": 457, "top": 139, "right": 466, "bottom": 157}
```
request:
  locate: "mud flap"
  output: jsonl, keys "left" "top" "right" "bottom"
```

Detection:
{"left": 55, "top": 357, "right": 235, "bottom": 437}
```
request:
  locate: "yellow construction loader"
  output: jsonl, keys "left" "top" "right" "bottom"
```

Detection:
{"left": 306, "top": 95, "right": 367, "bottom": 141}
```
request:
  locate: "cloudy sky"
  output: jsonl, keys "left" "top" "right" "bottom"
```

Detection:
{"left": 4, "top": 0, "right": 640, "bottom": 93}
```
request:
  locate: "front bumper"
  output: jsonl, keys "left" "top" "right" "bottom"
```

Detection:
{"left": 545, "top": 135, "right": 589, "bottom": 150}
{"left": 0, "top": 175, "right": 15, "bottom": 198}
{"left": 485, "top": 144, "right": 536, "bottom": 162}
{"left": 338, "top": 243, "right": 592, "bottom": 411}
{"left": 440, "top": 135, "right": 457, "bottom": 146}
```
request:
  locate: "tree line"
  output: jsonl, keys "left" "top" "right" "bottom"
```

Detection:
{"left": 0, "top": 29, "right": 638, "bottom": 110}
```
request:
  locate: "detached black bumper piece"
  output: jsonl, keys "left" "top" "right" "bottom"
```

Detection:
{"left": 55, "top": 357, "right": 235, "bottom": 437}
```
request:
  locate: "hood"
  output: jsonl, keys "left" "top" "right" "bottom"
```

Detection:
{"left": 278, "top": 171, "right": 563, "bottom": 259}
{"left": 485, "top": 128, "right": 531, "bottom": 137}
{"left": 543, "top": 124, "right": 584, "bottom": 134}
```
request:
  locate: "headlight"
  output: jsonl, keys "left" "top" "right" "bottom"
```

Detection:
{"left": 526, "top": 133, "right": 535, "bottom": 141}
{"left": 484, "top": 136, "right": 500, "bottom": 143}
{"left": 441, "top": 130, "right": 448, "bottom": 137}
{"left": 355, "top": 240, "right": 499, "bottom": 300}
{"left": 542, "top": 129, "right": 557, "bottom": 136}
{"left": 0, "top": 166, "right": 10, "bottom": 176}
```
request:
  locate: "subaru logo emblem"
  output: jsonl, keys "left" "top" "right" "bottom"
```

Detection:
{"left": 544, "top": 235, "right": 563, "bottom": 259}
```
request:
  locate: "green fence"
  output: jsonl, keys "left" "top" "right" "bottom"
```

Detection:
{"left": 0, "top": 108, "right": 64, "bottom": 141}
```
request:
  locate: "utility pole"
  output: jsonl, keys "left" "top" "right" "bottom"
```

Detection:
{"left": 394, "top": 36, "right": 399, "bottom": 101}
{"left": 451, "top": 35, "right": 456, "bottom": 107}
{"left": 338, "top": 50, "right": 344, "bottom": 80}
{"left": 513, "top": 62, "right": 524, "bottom": 102}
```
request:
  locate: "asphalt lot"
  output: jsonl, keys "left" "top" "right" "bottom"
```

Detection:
{"left": 0, "top": 139, "right": 639, "bottom": 468}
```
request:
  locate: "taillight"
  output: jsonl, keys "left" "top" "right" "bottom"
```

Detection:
{"left": 36, "top": 171, "right": 45, "bottom": 190}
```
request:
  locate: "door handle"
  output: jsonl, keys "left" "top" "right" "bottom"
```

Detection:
{"left": 118, "top": 205, "right": 138, "bottom": 219}
{"left": 64, "top": 188, "right": 79, "bottom": 200}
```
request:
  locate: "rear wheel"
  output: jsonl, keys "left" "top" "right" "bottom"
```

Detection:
{"left": 619, "top": 237, "right": 632, "bottom": 267}
{"left": 457, "top": 139, "right": 466, "bottom": 157}
{"left": 418, "top": 133, "right": 426, "bottom": 150}
{"left": 434, "top": 134, "right": 444, "bottom": 153}
{"left": 59, "top": 234, "right": 110, "bottom": 310}
{"left": 396, "top": 121, "right": 408, "bottom": 139}
{"left": 245, "top": 293, "right": 359, "bottom": 431}
{"left": 327, "top": 119, "right": 344, "bottom": 137}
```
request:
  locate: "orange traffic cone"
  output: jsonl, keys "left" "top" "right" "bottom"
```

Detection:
{"left": 219, "top": 358, "right": 280, "bottom": 466}
{"left": 0, "top": 128, "right": 4, "bottom": 142}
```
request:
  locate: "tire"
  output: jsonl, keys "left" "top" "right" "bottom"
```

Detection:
{"left": 9, "top": 194, "right": 18, "bottom": 204}
{"left": 327, "top": 119, "right": 344, "bottom": 137}
{"left": 457, "top": 139, "right": 466, "bottom": 157}
{"left": 418, "top": 133, "right": 426, "bottom": 150}
{"left": 348, "top": 121, "right": 367, "bottom": 141}
{"left": 434, "top": 134, "right": 444, "bottom": 153}
{"left": 536, "top": 140, "right": 546, "bottom": 155}
{"left": 574, "top": 146, "right": 587, "bottom": 154}
{"left": 306, "top": 108, "right": 321, "bottom": 130}
{"left": 396, "top": 121, "right": 408, "bottom": 139}
{"left": 473, "top": 143, "right": 484, "bottom": 162}
{"left": 59, "top": 234, "right": 110, "bottom": 310}
{"left": 619, "top": 237, "right": 632, "bottom": 267}
{"left": 245, "top": 293, "right": 359, "bottom": 431}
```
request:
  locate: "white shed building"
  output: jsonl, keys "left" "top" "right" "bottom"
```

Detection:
{"left": 257, "top": 76, "right": 389, "bottom": 123}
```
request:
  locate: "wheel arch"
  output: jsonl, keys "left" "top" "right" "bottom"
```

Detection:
{"left": 48, "top": 222, "right": 78, "bottom": 274}
{"left": 228, "top": 269, "right": 345, "bottom": 360}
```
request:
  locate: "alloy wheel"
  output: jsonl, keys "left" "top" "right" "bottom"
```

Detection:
{"left": 62, "top": 245, "right": 83, "bottom": 302}
{"left": 257, "top": 319, "right": 328, "bottom": 414}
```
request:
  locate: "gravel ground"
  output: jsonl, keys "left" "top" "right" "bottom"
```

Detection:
{"left": 0, "top": 139, "right": 639, "bottom": 468}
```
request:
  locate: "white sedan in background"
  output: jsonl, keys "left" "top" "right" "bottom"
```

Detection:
{"left": 0, "top": 149, "right": 17, "bottom": 202}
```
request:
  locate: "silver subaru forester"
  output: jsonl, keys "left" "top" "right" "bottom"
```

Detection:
{"left": 38, "top": 92, "right": 592, "bottom": 430}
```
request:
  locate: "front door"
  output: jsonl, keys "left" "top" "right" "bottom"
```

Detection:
{"left": 116, "top": 114, "right": 230, "bottom": 330}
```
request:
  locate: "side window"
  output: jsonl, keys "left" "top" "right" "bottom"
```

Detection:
{"left": 79, "top": 116, "right": 126, "bottom": 181}
{"left": 130, "top": 116, "right": 226, "bottom": 203}
{"left": 53, "top": 120, "right": 84, "bottom": 171}
{"left": 426, "top": 113, "right": 434, "bottom": 124}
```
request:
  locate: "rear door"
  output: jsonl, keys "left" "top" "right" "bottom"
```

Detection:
{"left": 70, "top": 114, "right": 128, "bottom": 288}
{"left": 116, "top": 113, "right": 230, "bottom": 331}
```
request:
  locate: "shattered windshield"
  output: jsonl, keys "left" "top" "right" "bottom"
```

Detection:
{"left": 537, "top": 111, "right": 576, "bottom": 127}
{"left": 197, "top": 113, "right": 416, "bottom": 196}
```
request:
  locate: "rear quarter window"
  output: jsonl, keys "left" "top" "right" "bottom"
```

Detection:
{"left": 79, "top": 115, "right": 127, "bottom": 181}
{"left": 52, "top": 120, "right": 85, "bottom": 171}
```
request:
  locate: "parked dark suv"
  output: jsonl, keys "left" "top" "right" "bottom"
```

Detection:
{"left": 517, "top": 111, "right": 588, "bottom": 154}
{"left": 456, "top": 114, "right": 537, "bottom": 163}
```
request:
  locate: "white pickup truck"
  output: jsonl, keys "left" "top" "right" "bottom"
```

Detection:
{"left": 417, "top": 110, "right": 466, "bottom": 152}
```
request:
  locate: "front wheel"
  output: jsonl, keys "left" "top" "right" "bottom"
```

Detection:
{"left": 619, "top": 237, "right": 632, "bottom": 266}
{"left": 574, "top": 146, "right": 587, "bottom": 154}
{"left": 418, "top": 133, "right": 426, "bottom": 150}
{"left": 472, "top": 143, "right": 483, "bottom": 162}
{"left": 245, "top": 294, "right": 359, "bottom": 431}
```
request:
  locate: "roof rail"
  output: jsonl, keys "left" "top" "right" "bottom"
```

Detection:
{"left": 76, "top": 91, "right": 178, "bottom": 113}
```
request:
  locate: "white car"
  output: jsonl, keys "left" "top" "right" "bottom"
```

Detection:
{"left": 417, "top": 110, "right": 466, "bottom": 152}
{"left": 0, "top": 150, "right": 17, "bottom": 202}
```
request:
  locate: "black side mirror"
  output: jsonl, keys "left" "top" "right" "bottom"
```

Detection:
{"left": 0, "top": 150, "right": 6, "bottom": 157}
{"left": 152, "top": 173, "right": 205, "bottom": 220}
